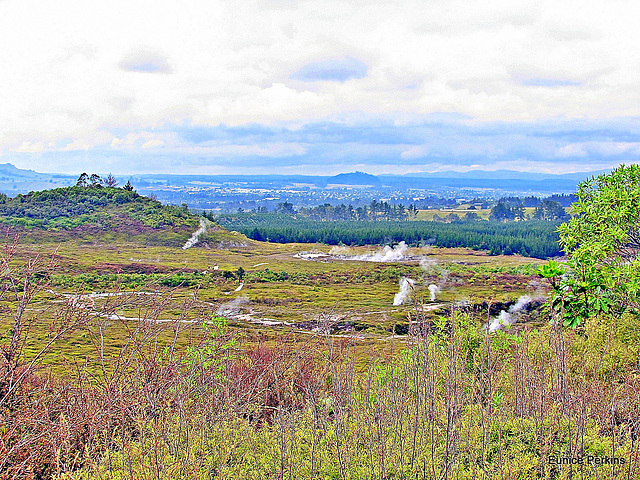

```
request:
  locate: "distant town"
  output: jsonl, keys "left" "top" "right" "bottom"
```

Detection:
{"left": 0, "top": 163, "right": 597, "bottom": 213}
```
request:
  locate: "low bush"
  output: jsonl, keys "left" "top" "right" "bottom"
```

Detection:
{"left": 2, "top": 246, "right": 640, "bottom": 479}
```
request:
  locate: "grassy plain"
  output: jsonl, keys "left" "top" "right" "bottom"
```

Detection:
{"left": 4, "top": 186, "right": 639, "bottom": 479}
{"left": 5, "top": 227, "right": 640, "bottom": 479}
{"left": 2, "top": 228, "right": 546, "bottom": 375}
{"left": 11, "top": 233, "right": 545, "bottom": 323}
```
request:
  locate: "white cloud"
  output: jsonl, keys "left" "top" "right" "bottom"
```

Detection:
{"left": 11, "top": 142, "right": 44, "bottom": 153}
{"left": 141, "top": 139, "right": 164, "bottom": 149}
{"left": 61, "top": 140, "right": 91, "bottom": 151}
{"left": 400, "top": 145, "right": 429, "bottom": 159}
{"left": 555, "top": 141, "right": 640, "bottom": 158}
{"left": 555, "top": 143, "right": 588, "bottom": 158}
{"left": 184, "top": 142, "right": 307, "bottom": 158}
{"left": 119, "top": 48, "right": 173, "bottom": 74}
{"left": 111, "top": 132, "right": 170, "bottom": 150}
{"left": 1, "top": 0, "right": 640, "bottom": 173}
{"left": 592, "top": 141, "right": 640, "bottom": 156}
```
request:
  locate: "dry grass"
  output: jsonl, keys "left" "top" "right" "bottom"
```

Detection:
{"left": 2, "top": 240, "right": 637, "bottom": 479}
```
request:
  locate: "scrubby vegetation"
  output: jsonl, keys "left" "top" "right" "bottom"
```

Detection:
{"left": 1, "top": 244, "right": 639, "bottom": 479}
{"left": 2, "top": 166, "right": 640, "bottom": 479}
{"left": 539, "top": 164, "right": 640, "bottom": 327}
{"left": 0, "top": 185, "right": 200, "bottom": 248}
{"left": 0, "top": 185, "right": 195, "bottom": 231}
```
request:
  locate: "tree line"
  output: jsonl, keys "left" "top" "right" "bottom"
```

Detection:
{"left": 75, "top": 172, "right": 134, "bottom": 191}
{"left": 489, "top": 199, "right": 570, "bottom": 221}
{"left": 268, "top": 197, "right": 571, "bottom": 223}
{"left": 216, "top": 213, "right": 563, "bottom": 258}
{"left": 279, "top": 200, "right": 417, "bottom": 221}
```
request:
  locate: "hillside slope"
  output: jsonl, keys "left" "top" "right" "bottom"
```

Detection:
{"left": 0, "top": 186, "right": 201, "bottom": 246}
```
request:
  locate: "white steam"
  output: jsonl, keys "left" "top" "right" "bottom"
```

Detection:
{"left": 182, "top": 218, "right": 209, "bottom": 250}
{"left": 333, "top": 242, "right": 410, "bottom": 262}
{"left": 486, "top": 295, "right": 532, "bottom": 332}
{"left": 393, "top": 277, "right": 416, "bottom": 306}
{"left": 419, "top": 258, "right": 437, "bottom": 270}
{"left": 511, "top": 295, "right": 532, "bottom": 312}
{"left": 217, "top": 296, "right": 248, "bottom": 316}
{"left": 328, "top": 246, "right": 350, "bottom": 255}
{"left": 420, "top": 257, "right": 449, "bottom": 283}
{"left": 428, "top": 284, "right": 441, "bottom": 301}
{"left": 488, "top": 311, "right": 513, "bottom": 333}
{"left": 295, "top": 251, "right": 329, "bottom": 260}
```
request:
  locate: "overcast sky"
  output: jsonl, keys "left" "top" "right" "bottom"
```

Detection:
{"left": 1, "top": 0, "right": 640, "bottom": 176}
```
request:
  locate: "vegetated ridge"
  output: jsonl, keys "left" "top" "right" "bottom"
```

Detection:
{"left": 0, "top": 185, "right": 199, "bottom": 245}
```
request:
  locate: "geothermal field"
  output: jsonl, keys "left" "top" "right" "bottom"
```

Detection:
{"left": 2, "top": 186, "right": 637, "bottom": 479}
{"left": 27, "top": 226, "right": 547, "bottom": 355}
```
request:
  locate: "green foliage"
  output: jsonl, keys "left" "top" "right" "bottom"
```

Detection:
{"left": 76, "top": 172, "right": 89, "bottom": 187}
{"left": 297, "top": 200, "right": 410, "bottom": 221}
{"left": 533, "top": 200, "right": 569, "bottom": 221}
{"left": 274, "top": 201, "right": 295, "bottom": 215}
{"left": 0, "top": 185, "right": 197, "bottom": 234}
{"left": 538, "top": 258, "right": 617, "bottom": 328}
{"left": 89, "top": 173, "right": 103, "bottom": 187}
{"left": 489, "top": 202, "right": 516, "bottom": 221}
{"left": 246, "top": 268, "right": 291, "bottom": 283}
{"left": 549, "top": 165, "right": 640, "bottom": 326}
{"left": 463, "top": 211, "right": 481, "bottom": 221}
{"left": 217, "top": 213, "right": 562, "bottom": 258}
{"left": 185, "top": 316, "right": 236, "bottom": 371}
{"left": 104, "top": 173, "right": 118, "bottom": 188}
{"left": 235, "top": 266, "right": 245, "bottom": 281}
{"left": 571, "top": 312, "right": 640, "bottom": 377}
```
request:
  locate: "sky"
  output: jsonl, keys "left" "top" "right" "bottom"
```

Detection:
{"left": 1, "top": 0, "right": 640, "bottom": 176}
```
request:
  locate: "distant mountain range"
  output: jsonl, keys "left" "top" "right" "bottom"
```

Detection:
{"left": 0, "top": 163, "right": 77, "bottom": 195}
{"left": 0, "top": 162, "right": 606, "bottom": 198}
{"left": 325, "top": 171, "right": 382, "bottom": 187}
{"left": 0, "top": 163, "right": 39, "bottom": 178}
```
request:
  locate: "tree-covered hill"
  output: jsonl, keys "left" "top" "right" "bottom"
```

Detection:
{"left": 0, "top": 185, "right": 200, "bottom": 245}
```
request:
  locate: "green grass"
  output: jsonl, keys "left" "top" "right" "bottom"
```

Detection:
{"left": 5, "top": 231, "right": 639, "bottom": 480}
{"left": 1, "top": 237, "right": 547, "bottom": 378}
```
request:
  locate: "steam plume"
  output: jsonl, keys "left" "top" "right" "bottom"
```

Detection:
{"left": 487, "top": 295, "right": 532, "bottom": 332}
{"left": 182, "top": 218, "right": 209, "bottom": 250}
{"left": 217, "top": 296, "right": 248, "bottom": 316}
{"left": 419, "top": 258, "right": 437, "bottom": 270}
{"left": 428, "top": 284, "right": 441, "bottom": 301}
{"left": 333, "top": 242, "right": 410, "bottom": 262}
{"left": 328, "top": 246, "right": 350, "bottom": 255}
{"left": 393, "top": 277, "right": 416, "bottom": 305}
